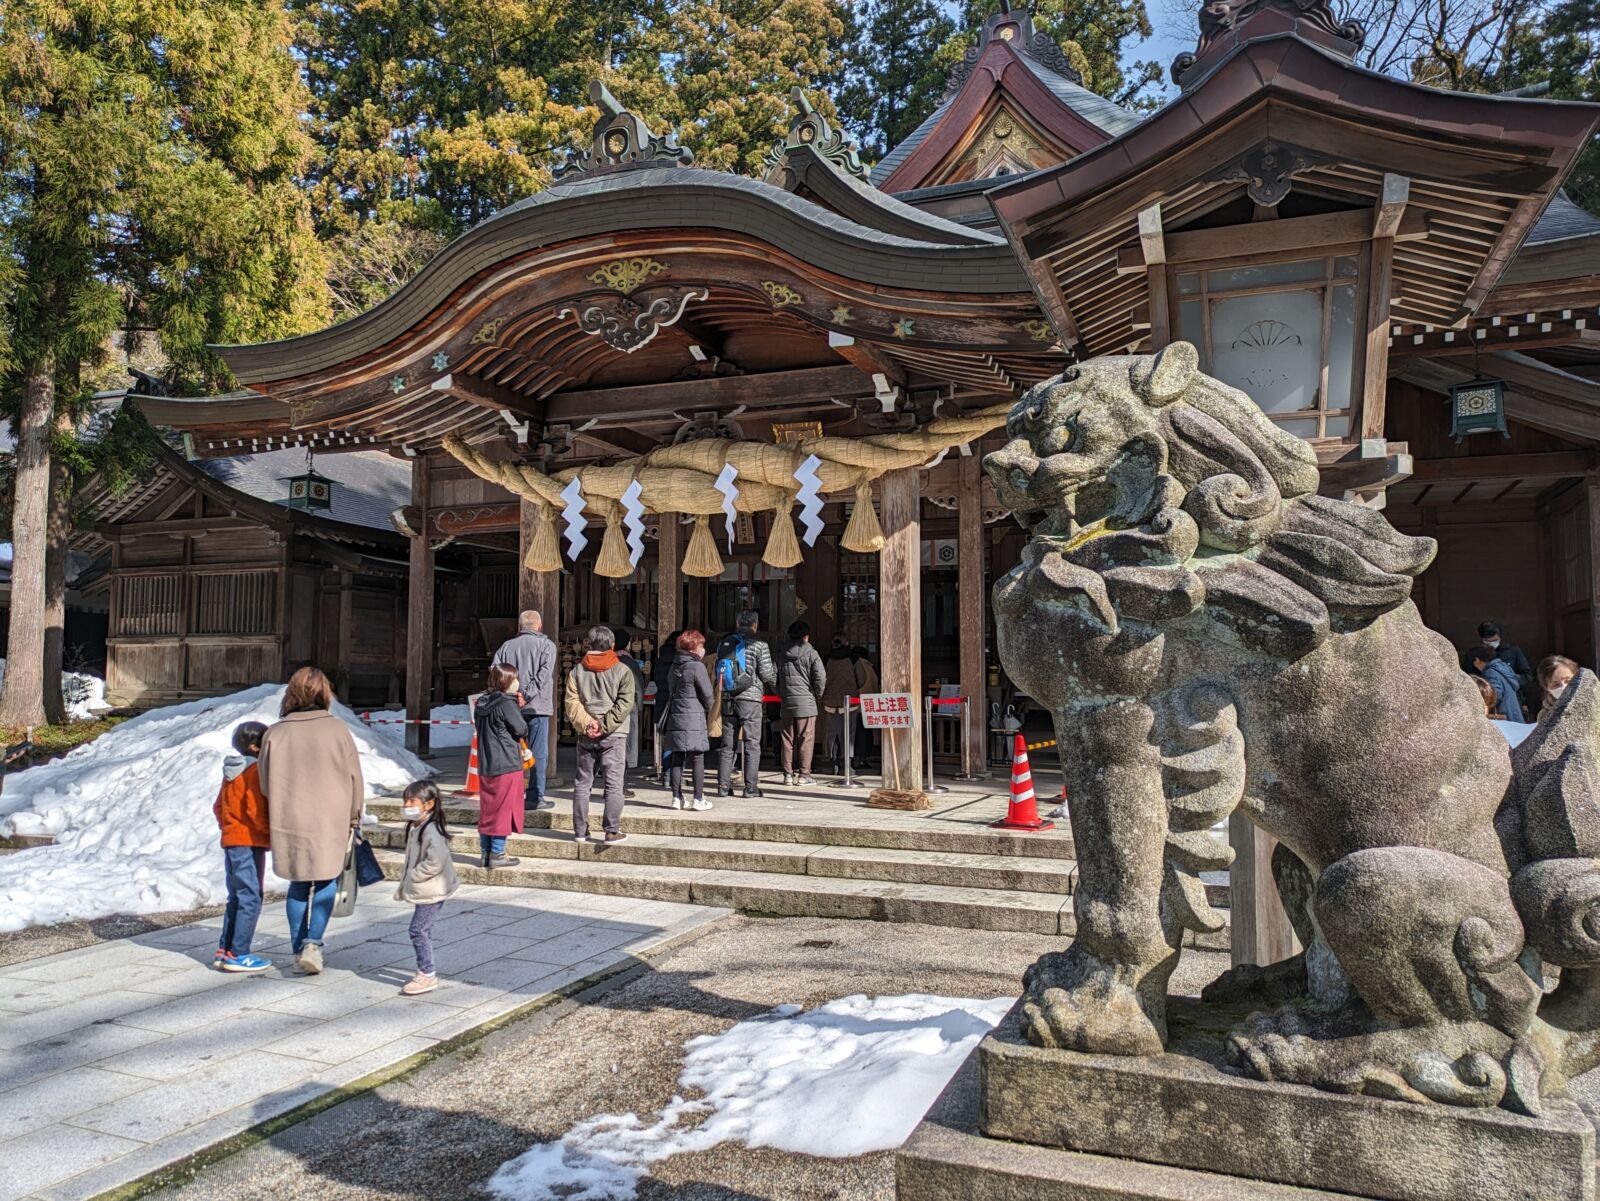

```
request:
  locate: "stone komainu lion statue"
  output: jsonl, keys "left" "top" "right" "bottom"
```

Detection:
{"left": 984, "top": 340, "right": 1600, "bottom": 1114}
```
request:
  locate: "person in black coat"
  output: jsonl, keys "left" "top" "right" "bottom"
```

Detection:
{"left": 660, "top": 629, "right": 715, "bottom": 811}
{"left": 473, "top": 664, "right": 529, "bottom": 869}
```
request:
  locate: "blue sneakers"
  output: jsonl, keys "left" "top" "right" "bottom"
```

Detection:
{"left": 220, "top": 953, "right": 272, "bottom": 974}
{"left": 213, "top": 948, "right": 229, "bottom": 968}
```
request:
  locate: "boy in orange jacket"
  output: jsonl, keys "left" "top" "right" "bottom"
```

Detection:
{"left": 213, "top": 721, "right": 272, "bottom": 973}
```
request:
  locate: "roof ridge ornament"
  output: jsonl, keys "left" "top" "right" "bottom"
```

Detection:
{"left": 943, "top": 8, "right": 1084, "bottom": 101}
{"left": 555, "top": 80, "right": 694, "bottom": 180}
{"left": 762, "top": 88, "right": 871, "bottom": 186}
{"left": 1171, "top": 0, "right": 1365, "bottom": 89}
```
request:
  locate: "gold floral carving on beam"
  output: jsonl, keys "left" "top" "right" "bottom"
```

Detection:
{"left": 1017, "top": 319, "right": 1056, "bottom": 342}
{"left": 822, "top": 596, "right": 836, "bottom": 619}
{"left": 470, "top": 316, "right": 507, "bottom": 345}
{"left": 589, "top": 257, "right": 667, "bottom": 293}
{"left": 762, "top": 281, "right": 804, "bottom": 307}
{"left": 772, "top": 420, "right": 824, "bottom": 444}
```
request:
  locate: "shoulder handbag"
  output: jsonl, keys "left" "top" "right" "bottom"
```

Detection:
{"left": 707, "top": 676, "right": 724, "bottom": 739}
{"left": 332, "top": 831, "right": 360, "bottom": 918}
{"left": 353, "top": 831, "right": 385, "bottom": 887}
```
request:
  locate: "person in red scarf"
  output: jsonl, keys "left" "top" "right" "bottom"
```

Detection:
{"left": 563, "top": 625, "right": 638, "bottom": 843}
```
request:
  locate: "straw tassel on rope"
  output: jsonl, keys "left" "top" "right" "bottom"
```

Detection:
{"left": 594, "top": 501, "right": 634, "bottom": 579}
{"left": 683, "top": 513, "right": 724, "bottom": 578}
{"left": 841, "top": 480, "right": 885, "bottom": 553}
{"left": 762, "top": 496, "right": 802, "bottom": 569}
{"left": 523, "top": 502, "right": 562, "bottom": 573}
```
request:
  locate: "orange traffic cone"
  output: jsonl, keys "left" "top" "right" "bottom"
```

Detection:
{"left": 455, "top": 726, "right": 482, "bottom": 799}
{"left": 992, "top": 733, "right": 1054, "bottom": 831}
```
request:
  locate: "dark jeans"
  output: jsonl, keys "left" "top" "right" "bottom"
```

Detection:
{"left": 521, "top": 713, "right": 549, "bottom": 805}
{"left": 410, "top": 901, "right": 443, "bottom": 974}
{"left": 574, "top": 729, "right": 627, "bottom": 837}
{"left": 285, "top": 878, "right": 337, "bottom": 953}
{"left": 718, "top": 701, "right": 764, "bottom": 793}
{"left": 669, "top": 750, "right": 706, "bottom": 802}
{"left": 479, "top": 834, "right": 507, "bottom": 857}
{"left": 220, "top": 846, "right": 266, "bottom": 956}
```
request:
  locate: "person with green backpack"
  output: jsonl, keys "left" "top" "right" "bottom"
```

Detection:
{"left": 714, "top": 609, "right": 777, "bottom": 797}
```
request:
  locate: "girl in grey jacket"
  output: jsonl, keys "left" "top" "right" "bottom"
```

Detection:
{"left": 396, "top": 780, "right": 460, "bottom": 996}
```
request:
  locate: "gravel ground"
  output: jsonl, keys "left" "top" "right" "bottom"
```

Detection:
{"left": 156, "top": 915, "right": 1229, "bottom": 1201}
{"left": 0, "top": 904, "right": 235, "bottom": 966}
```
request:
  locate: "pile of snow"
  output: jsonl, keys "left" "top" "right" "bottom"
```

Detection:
{"left": 0, "top": 657, "right": 111, "bottom": 722}
{"left": 362, "top": 702, "right": 475, "bottom": 748}
{"left": 0, "top": 684, "right": 432, "bottom": 932}
{"left": 487, "top": 993, "right": 1013, "bottom": 1201}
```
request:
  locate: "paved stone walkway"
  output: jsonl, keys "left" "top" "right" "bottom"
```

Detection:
{"left": 0, "top": 884, "right": 727, "bottom": 1201}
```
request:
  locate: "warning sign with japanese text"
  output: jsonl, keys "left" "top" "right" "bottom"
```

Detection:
{"left": 859, "top": 692, "right": 914, "bottom": 729}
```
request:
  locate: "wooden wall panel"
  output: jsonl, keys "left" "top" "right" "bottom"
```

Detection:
{"left": 119, "top": 537, "right": 185, "bottom": 568}
{"left": 106, "top": 640, "right": 183, "bottom": 704}
{"left": 185, "top": 638, "right": 278, "bottom": 693}
{"left": 191, "top": 528, "right": 278, "bottom": 565}
{"left": 1390, "top": 509, "right": 1553, "bottom": 662}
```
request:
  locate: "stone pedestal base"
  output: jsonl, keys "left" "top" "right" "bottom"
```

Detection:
{"left": 897, "top": 999, "right": 1597, "bottom": 1201}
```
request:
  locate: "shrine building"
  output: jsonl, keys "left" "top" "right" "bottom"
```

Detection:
{"left": 134, "top": 0, "right": 1600, "bottom": 790}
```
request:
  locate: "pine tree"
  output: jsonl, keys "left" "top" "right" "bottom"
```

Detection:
{"left": 838, "top": 0, "right": 957, "bottom": 162}
{"left": 664, "top": 0, "right": 852, "bottom": 174}
{"left": 0, "top": 0, "right": 328, "bottom": 726}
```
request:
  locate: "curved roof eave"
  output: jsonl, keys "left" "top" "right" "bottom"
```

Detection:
{"left": 990, "top": 34, "right": 1600, "bottom": 233}
{"left": 214, "top": 167, "right": 1031, "bottom": 386}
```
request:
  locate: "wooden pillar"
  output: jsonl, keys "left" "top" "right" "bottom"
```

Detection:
{"left": 957, "top": 453, "right": 988, "bottom": 776}
{"left": 1587, "top": 478, "right": 1600, "bottom": 673}
{"left": 879, "top": 468, "right": 923, "bottom": 790}
{"left": 657, "top": 516, "right": 682, "bottom": 640}
{"left": 405, "top": 457, "right": 434, "bottom": 757}
{"left": 518, "top": 497, "right": 561, "bottom": 780}
{"left": 335, "top": 571, "right": 354, "bottom": 698}
{"left": 1229, "top": 816, "right": 1298, "bottom": 967}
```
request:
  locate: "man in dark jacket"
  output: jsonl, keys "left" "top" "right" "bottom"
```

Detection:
{"left": 491, "top": 610, "right": 557, "bottom": 810}
{"left": 777, "top": 621, "right": 827, "bottom": 786}
{"left": 1471, "top": 644, "right": 1525, "bottom": 722}
{"left": 1477, "top": 620, "right": 1536, "bottom": 711}
{"left": 715, "top": 609, "right": 777, "bottom": 797}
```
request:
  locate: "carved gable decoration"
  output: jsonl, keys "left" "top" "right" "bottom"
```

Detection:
{"left": 943, "top": 9, "right": 1084, "bottom": 101}
{"left": 946, "top": 106, "right": 1057, "bottom": 184}
{"left": 763, "top": 88, "right": 871, "bottom": 187}
{"left": 555, "top": 79, "right": 694, "bottom": 180}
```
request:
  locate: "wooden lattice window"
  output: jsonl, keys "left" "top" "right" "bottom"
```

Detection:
{"left": 1175, "top": 254, "right": 1362, "bottom": 441}
{"left": 194, "top": 571, "right": 275, "bottom": 635}
{"left": 116, "top": 574, "right": 183, "bottom": 636}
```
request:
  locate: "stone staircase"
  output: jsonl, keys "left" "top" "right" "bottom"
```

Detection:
{"left": 366, "top": 796, "right": 1228, "bottom": 942}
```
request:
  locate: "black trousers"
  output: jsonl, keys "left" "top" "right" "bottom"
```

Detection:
{"left": 717, "top": 701, "right": 764, "bottom": 793}
{"left": 668, "top": 751, "right": 706, "bottom": 801}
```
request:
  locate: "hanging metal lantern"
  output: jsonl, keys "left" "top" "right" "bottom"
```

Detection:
{"left": 282, "top": 451, "right": 335, "bottom": 513}
{"left": 1448, "top": 377, "right": 1508, "bottom": 442}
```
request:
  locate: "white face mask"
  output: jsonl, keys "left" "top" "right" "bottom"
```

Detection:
{"left": 1550, "top": 682, "right": 1569, "bottom": 700}
{"left": 402, "top": 805, "right": 424, "bottom": 821}
{"left": 1485, "top": 638, "right": 1501, "bottom": 648}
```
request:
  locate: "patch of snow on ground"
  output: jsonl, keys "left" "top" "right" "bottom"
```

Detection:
{"left": 0, "top": 684, "right": 432, "bottom": 932}
{"left": 0, "top": 657, "right": 111, "bottom": 721}
{"left": 486, "top": 993, "right": 1013, "bottom": 1201}
{"left": 361, "top": 702, "right": 474, "bottom": 748}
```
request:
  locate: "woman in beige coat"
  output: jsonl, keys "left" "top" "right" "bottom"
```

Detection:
{"left": 259, "top": 666, "right": 364, "bottom": 975}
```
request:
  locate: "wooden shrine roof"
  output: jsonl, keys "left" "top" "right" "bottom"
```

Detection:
{"left": 872, "top": 9, "right": 1143, "bottom": 193}
{"left": 989, "top": 28, "right": 1600, "bottom": 356}
{"left": 169, "top": 144, "right": 1070, "bottom": 460}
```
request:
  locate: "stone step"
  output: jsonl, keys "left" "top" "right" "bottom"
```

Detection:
{"left": 366, "top": 798, "right": 1077, "bottom": 860}
{"left": 370, "top": 845, "right": 1077, "bottom": 935}
{"left": 367, "top": 823, "right": 1081, "bottom": 895}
